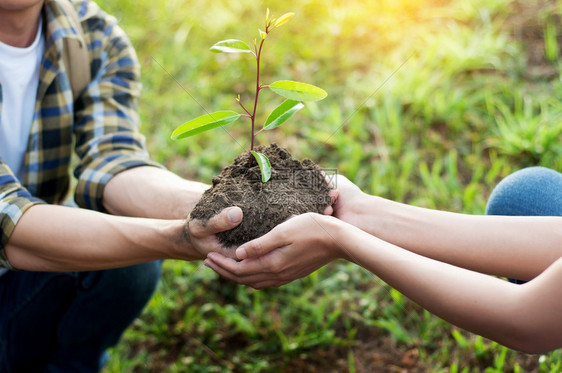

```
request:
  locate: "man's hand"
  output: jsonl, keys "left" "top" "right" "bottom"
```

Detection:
{"left": 187, "top": 206, "right": 243, "bottom": 259}
{"left": 204, "top": 213, "right": 346, "bottom": 288}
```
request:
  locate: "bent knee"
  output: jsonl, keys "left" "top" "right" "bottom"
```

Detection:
{"left": 98, "top": 261, "right": 162, "bottom": 305}
{"left": 486, "top": 167, "right": 562, "bottom": 216}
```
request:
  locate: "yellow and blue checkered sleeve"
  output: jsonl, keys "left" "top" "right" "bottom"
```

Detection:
{"left": 0, "top": 162, "right": 45, "bottom": 269}
{"left": 72, "top": 0, "right": 162, "bottom": 211}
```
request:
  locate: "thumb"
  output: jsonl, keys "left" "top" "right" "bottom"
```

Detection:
{"left": 236, "top": 214, "right": 300, "bottom": 259}
{"left": 236, "top": 232, "right": 280, "bottom": 260}
{"left": 190, "top": 206, "right": 243, "bottom": 236}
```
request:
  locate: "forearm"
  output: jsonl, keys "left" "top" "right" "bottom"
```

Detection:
{"left": 4, "top": 204, "right": 202, "bottom": 271}
{"left": 338, "top": 223, "right": 560, "bottom": 353}
{"left": 347, "top": 195, "right": 562, "bottom": 280}
{"left": 103, "top": 166, "right": 209, "bottom": 219}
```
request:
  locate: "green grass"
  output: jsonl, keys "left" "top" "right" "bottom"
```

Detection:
{"left": 97, "top": 0, "right": 562, "bottom": 371}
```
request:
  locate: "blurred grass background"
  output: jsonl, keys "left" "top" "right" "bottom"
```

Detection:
{"left": 96, "top": 0, "right": 562, "bottom": 371}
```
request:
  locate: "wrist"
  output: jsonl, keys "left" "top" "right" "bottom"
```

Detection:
{"left": 337, "top": 192, "right": 379, "bottom": 233}
{"left": 331, "top": 217, "right": 372, "bottom": 264}
{"left": 324, "top": 216, "right": 354, "bottom": 261}
{"left": 166, "top": 219, "right": 200, "bottom": 261}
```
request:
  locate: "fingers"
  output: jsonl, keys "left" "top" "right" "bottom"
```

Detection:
{"left": 205, "top": 261, "right": 280, "bottom": 289}
{"left": 328, "top": 188, "right": 339, "bottom": 203}
{"left": 204, "top": 255, "right": 241, "bottom": 282}
{"left": 190, "top": 206, "right": 242, "bottom": 236}
{"left": 205, "top": 253, "right": 277, "bottom": 288}
{"left": 236, "top": 213, "right": 314, "bottom": 259}
{"left": 206, "top": 252, "right": 264, "bottom": 273}
{"left": 236, "top": 232, "right": 280, "bottom": 260}
{"left": 323, "top": 189, "right": 339, "bottom": 215}
{"left": 321, "top": 170, "right": 336, "bottom": 189}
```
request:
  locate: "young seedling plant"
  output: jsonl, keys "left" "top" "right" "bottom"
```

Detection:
{"left": 171, "top": 9, "right": 327, "bottom": 182}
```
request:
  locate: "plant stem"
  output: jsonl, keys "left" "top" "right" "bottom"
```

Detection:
{"left": 250, "top": 38, "right": 266, "bottom": 151}
{"left": 237, "top": 100, "right": 252, "bottom": 116}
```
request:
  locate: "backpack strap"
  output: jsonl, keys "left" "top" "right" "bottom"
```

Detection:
{"left": 57, "top": 0, "right": 91, "bottom": 102}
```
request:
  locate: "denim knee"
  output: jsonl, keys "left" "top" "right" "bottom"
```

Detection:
{"left": 99, "top": 260, "right": 162, "bottom": 306}
{"left": 56, "top": 261, "right": 162, "bottom": 350}
{"left": 486, "top": 167, "right": 562, "bottom": 217}
{"left": 0, "top": 262, "right": 162, "bottom": 373}
{"left": 85, "top": 260, "right": 163, "bottom": 323}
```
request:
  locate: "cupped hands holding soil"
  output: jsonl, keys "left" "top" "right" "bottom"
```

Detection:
{"left": 189, "top": 144, "right": 332, "bottom": 248}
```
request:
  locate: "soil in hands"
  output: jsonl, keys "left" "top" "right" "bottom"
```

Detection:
{"left": 190, "top": 144, "right": 332, "bottom": 248}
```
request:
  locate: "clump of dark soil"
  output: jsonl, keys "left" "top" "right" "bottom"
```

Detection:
{"left": 190, "top": 144, "right": 332, "bottom": 248}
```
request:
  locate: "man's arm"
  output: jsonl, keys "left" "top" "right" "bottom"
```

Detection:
{"left": 5, "top": 203, "right": 242, "bottom": 272}
{"left": 102, "top": 166, "right": 209, "bottom": 219}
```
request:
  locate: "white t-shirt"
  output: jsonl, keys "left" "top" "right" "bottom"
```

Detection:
{"left": 0, "top": 19, "right": 44, "bottom": 182}
{"left": 0, "top": 21, "right": 44, "bottom": 277}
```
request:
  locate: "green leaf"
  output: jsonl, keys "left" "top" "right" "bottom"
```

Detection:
{"left": 273, "top": 12, "right": 295, "bottom": 28}
{"left": 171, "top": 111, "right": 240, "bottom": 140}
{"left": 210, "top": 39, "right": 253, "bottom": 54}
{"left": 250, "top": 151, "right": 272, "bottom": 183}
{"left": 263, "top": 99, "right": 304, "bottom": 130}
{"left": 259, "top": 28, "right": 267, "bottom": 40}
{"left": 269, "top": 80, "right": 328, "bottom": 102}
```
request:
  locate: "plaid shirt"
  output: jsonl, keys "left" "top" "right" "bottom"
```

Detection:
{"left": 0, "top": 0, "right": 161, "bottom": 269}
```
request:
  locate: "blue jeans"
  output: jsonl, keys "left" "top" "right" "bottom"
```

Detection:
{"left": 485, "top": 166, "right": 562, "bottom": 283}
{"left": 0, "top": 261, "right": 161, "bottom": 373}
{"left": 486, "top": 166, "right": 562, "bottom": 217}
